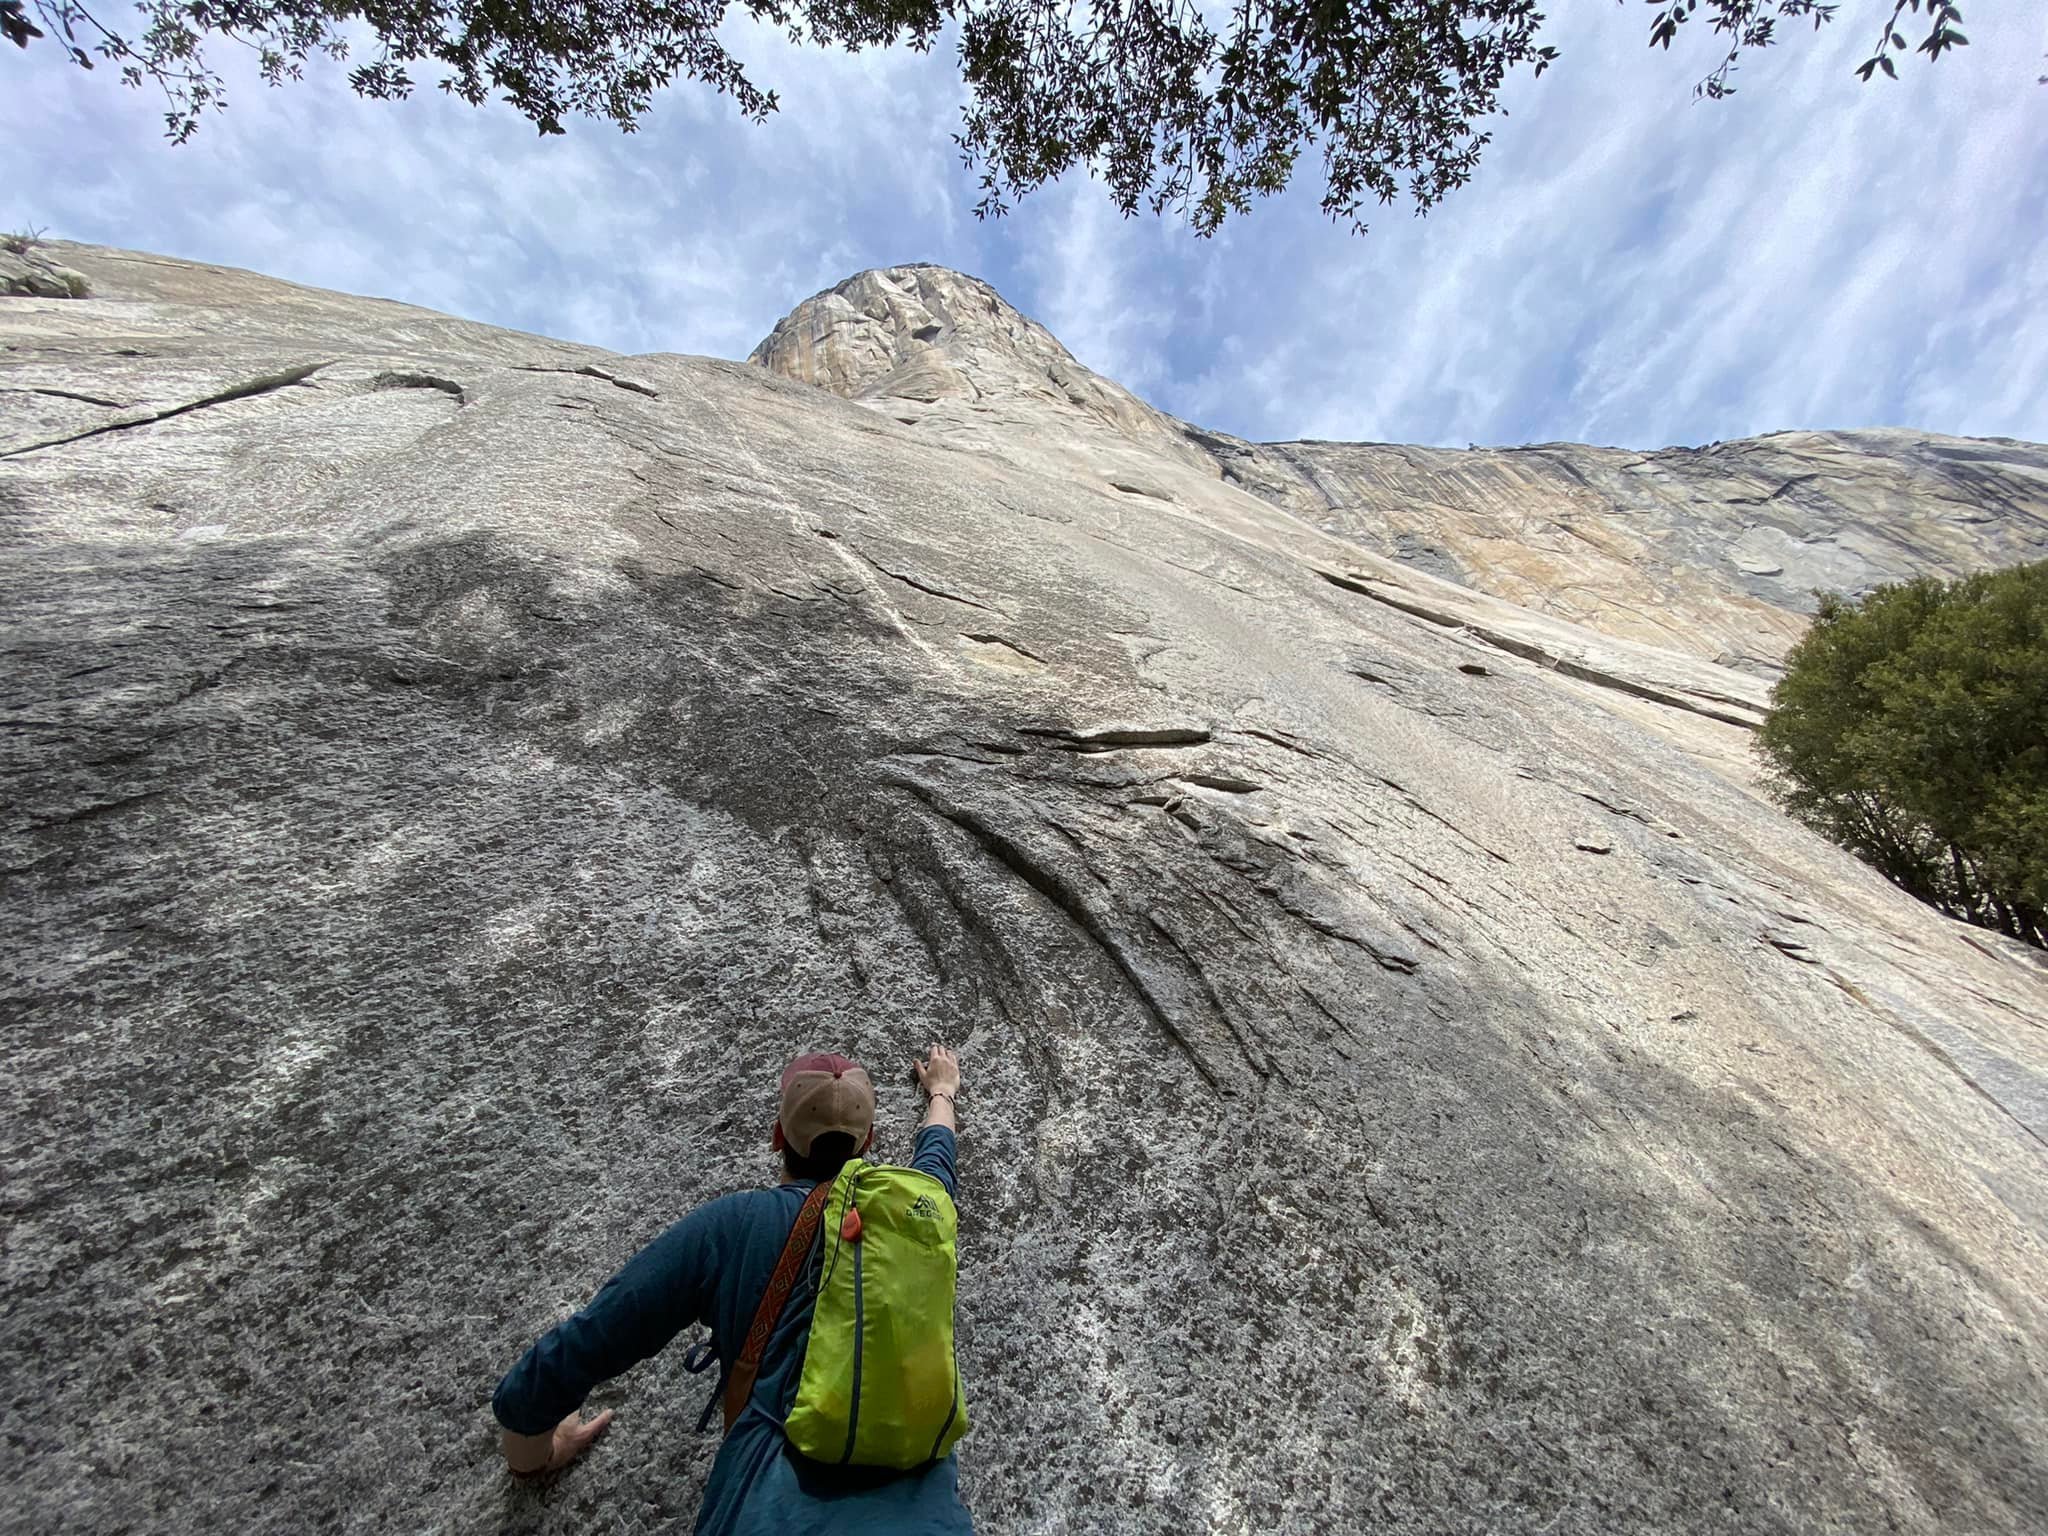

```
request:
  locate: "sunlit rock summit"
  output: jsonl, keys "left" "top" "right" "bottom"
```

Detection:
{"left": 4, "top": 247, "right": 2045, "bottom": 1536}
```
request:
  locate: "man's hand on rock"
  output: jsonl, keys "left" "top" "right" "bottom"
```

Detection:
{"left": 504, "top": 1408, "right": 614, "bottom": 1481}
{"left": 915, "top": 1043, "right": 961, "bottom": 1100}
{"left": 915, "top": 1043, "right": 962, "bottom": 1134}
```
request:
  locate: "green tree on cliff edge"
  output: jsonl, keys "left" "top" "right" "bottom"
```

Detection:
{"left": 1757, "top": 562, "right": 2048, "bottom": 949}
{"left": 3, "top": 1, "right": 1974, "bottom": 233}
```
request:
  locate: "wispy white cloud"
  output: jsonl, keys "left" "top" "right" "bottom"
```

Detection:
{"left": 6, "top": 15, "right": 979, "bottom": 358}
{"left": 1018, "top": 177, "right": 1180, "bottom": 398}
{"left": 1174, "top": 3, "right": 2048, "bottom": 447}
{"left": 6, "top": 6, "right": 2044, "bottom": 448}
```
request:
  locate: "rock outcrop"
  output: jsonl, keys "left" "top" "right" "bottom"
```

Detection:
{"left": 0, "top": 241, "right": 91, "bottom": 300}
{"left": 747, "top": 265, "right": 1202, "bottom": 466}
{"left": 4, "top": 245, "right": 2046, "bottom": 1536}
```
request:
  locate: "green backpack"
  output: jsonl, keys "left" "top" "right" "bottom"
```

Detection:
{"left": 713, "top": 1158, "right": 969, "bottom": 1469}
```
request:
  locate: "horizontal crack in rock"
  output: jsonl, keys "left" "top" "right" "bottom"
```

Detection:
{"left": 1177, "top": 773, "right": 1262, "bottom": 794}
{"left": 961, "top": 632, "right": 1044, "bottom": 663}
{"left": 1317, "top": 569, "right": 1764, "bottom": 730}
{"left": 371, "top": 371, "right": 466, "bottom": 403}
{"left": 848, "top": 546, "right": 1003, "bottom": 614}
{"left": 0, "top": 361, "right": 331, "bottom": 459}
{"left": 511, "top": 363, "right": 659, "bottom": 398}
{"left": 0, "top": 385, "right": 128, "bottom": 408}
{"left": 1240, "top": 727, "right": 1321, "bottom": 759}
{"left": 1020, "top": 724, "right": 1211, "bottom": 753}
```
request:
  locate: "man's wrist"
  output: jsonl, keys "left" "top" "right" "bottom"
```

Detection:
{"left": 503, "top": 1427, "right": 553, "bottom": 1476}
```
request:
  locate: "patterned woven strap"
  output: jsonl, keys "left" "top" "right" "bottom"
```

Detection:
{"left": 723, "top": 1178, "right": 834, "bottom": 1431}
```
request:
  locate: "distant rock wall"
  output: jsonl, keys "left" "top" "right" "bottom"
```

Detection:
{"left": 1202, "top": 429, "right": 2048, "bottom": 675}
{"left": 756, "top": 268, "right": 2048, "bottom": 677}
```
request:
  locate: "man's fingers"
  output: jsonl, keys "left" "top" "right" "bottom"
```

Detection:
{"left": 914, "top": 1044, "right": 962, "bottom": 1088}
{"left": 554, "top": 1409, "right": 614, "bottom": 1464}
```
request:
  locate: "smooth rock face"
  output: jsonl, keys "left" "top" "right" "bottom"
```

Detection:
{"left": 757, "top": 267, "right": 2048, "bottom": 678}
{"left": 1217, "top": 430, "right": 2048, "bottom": 675}
{"left": 4, "top": 246, "right": 2047, "bottom": 1536}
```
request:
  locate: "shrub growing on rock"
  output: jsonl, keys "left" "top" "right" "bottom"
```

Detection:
{"left": 1757, "top": 561, "right": 2047, "bottom": 947}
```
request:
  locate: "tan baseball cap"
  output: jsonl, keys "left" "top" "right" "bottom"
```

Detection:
{"left": 775, "top": 1052, "right": 876, "bottom": 1156}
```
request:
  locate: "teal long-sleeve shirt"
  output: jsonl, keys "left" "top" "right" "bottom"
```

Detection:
{"left": 492, "top": 1126, "right": 970, "bottom": 1536}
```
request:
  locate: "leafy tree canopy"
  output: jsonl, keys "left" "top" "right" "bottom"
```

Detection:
{"left": 1757, "top": 561, "right": 2048, "bottom": 949}
{"left": 6, "top": 0, "right": 1973, "bottom": 233}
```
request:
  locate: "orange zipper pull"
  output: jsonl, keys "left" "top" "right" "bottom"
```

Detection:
{"left": 841, "top": 1204, "right": 864, "bottom": 1242}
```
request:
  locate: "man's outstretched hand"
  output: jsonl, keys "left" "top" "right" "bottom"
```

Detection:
{"left": 914, "top": 1042, "right": 961, "bottom": 1099}
{"left": 914, "top": 1042, "right": 962, "bottom": 1134}
{"left": 503, "top": 1408, "right": 614, "bottom": 1480}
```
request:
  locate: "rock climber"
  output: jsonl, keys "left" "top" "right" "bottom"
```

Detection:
{"left": 490, "top": 1044, "right": 973, "bottom": 1534}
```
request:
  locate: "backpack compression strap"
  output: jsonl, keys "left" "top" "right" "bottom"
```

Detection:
{"left": 723, "top": 1178, "right": 835, "bottom": 1432}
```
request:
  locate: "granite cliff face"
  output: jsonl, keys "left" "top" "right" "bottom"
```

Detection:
{"left": 1213, "top": 429, "right": 2048, "bottom": 675}
{"left": 4, "top": 247, "right": 2046, "bottom": 1536}
{"left": 759, "top": 267, "right": 2048, "bottom": 677}
{"left": 747, "top": 265, "right": 1202, "bottom": 464}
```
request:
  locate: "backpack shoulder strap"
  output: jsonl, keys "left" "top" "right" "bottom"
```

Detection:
{"left": 723, "top": 1178, "right": 835, "bottom": 1432}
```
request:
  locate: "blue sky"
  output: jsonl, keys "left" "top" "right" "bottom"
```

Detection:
{"left": 9, "top": 4, "right": 2045, "bottom": 450}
